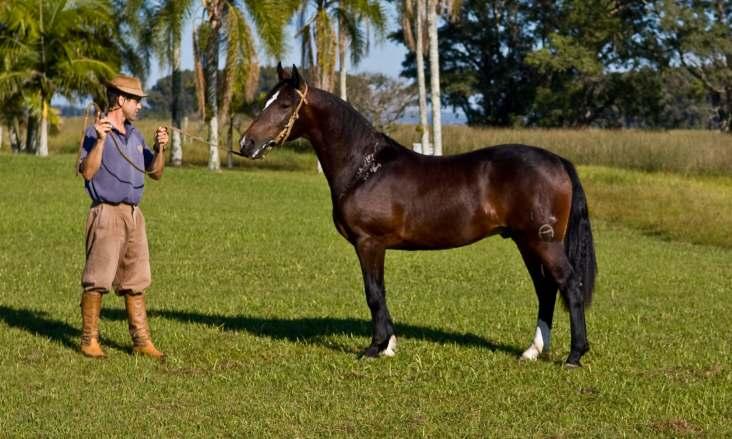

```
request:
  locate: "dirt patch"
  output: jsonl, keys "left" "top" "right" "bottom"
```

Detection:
{"left": 650, "top": 418, "right": 703, "bottom": 436}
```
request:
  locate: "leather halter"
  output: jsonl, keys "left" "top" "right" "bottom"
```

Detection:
{"left": 272, "top": 83, "right": 309, "bottom": 146}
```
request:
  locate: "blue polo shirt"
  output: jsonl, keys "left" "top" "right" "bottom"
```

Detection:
{"left": 80, "top": 121, "right": 154, "bottom": 205}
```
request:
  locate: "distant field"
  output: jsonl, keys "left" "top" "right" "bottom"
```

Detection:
{"left": 24, "top": 115, "right": 732, "bottom": 175}
{"left": 0, "top": 155, "right": 730, "bottom": 436}
{"left": 390, "top": 125, "right": 732, "bottom": 176}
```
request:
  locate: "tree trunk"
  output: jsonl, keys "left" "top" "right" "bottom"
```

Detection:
{"left": 38, "top": 99, "right": 49, "bottom": 157}
{"left": 227, "top": 114, "right": 234, "bottom": 168}
{"left": 205, "top": 2, "right": 221, "bottom": 172}
{"left": 723, "top": 87, "right": 731, "bottom": 133}
{"left": 427, "top": 0, "right": 442, "bottom": 156}
{"left": 416, "top": 0, "right": 430, "bottom": 153}
{"left": 25, "top": 114, "right": 38, "bottom": 154}
{"left": 193, "top": 26, "right": 206, "bottom": 120}
{"left": 338, "top": 15, "right": 347, "bottom": 101}
{"left": 10, "top": 117, "right": 22, "bottom": 152}
{"left": 171, "top": 40, "right": 183, "bottom": 166}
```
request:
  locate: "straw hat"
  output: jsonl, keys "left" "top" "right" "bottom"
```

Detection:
{"left": 105, "top": 74, "right": 147, "bottom": 98}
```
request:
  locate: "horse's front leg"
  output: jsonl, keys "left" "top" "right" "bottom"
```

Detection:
{"left": 355, "top": 238, "right": 397, "bottom": 357}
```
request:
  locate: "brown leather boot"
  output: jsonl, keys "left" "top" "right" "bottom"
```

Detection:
{"left": 125, "top": 292, "right": 164, "bottom": 359}
{"left": 80, "top": 291, "right": 105, "bottom": 358}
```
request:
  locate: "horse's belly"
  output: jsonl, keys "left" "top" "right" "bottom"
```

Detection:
{"left": 397, "top": 204, "right": 501, "bottom": 250}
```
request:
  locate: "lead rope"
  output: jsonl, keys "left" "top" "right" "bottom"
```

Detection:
{"left": 75, "top": 105, "right": 240, "bottom": 176}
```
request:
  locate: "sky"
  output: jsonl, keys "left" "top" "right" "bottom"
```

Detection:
{"left": 147, "top": 4, "right": 408, "bottom": 88}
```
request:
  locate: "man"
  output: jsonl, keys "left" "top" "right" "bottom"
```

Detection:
{"left": 77, "top": 74, "right": 169, "bottom": 359}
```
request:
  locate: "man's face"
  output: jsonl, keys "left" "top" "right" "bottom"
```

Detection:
{"left": 120, "top": 95, "right": 142, "bottom": 121}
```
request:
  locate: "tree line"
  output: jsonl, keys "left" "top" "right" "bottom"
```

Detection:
{"left": 405, "top": 0, "right": 731, "bottom": 132}
{"left": 1, "top": 1, "right": 730, "bottom": 168}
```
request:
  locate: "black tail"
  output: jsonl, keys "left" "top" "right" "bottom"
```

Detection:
{"left": 560, "top": 159, "right": 597, "bottom": 307}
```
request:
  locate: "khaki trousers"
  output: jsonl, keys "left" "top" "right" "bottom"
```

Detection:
{"left": 82, "top": 203, "right": 151, "bottom": 294}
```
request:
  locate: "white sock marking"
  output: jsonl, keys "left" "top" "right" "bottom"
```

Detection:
{"left": 263, "top": 91, "right": 280, "bottom": 110}
{"left": 521, "top": 320, "right": 551, "bottom": 360}
{"left": 380, "top": 335, "right": 397, "bottom": 357}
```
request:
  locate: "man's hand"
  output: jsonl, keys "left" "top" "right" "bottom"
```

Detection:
{"left": 94, "top": 112, "right": 112, "bottom": 141}
{"left": 154, "top": 127, "right": 169, "bottom": 152}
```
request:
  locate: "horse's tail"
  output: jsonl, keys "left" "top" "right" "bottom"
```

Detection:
{"left": 560, "top": 158, "right": 597, "bottom": 308}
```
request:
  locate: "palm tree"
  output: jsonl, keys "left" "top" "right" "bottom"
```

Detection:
{"left": 202, "top": 0, "right": 223, "bottom": 171}
{"left": 426, "top": 0, "right": 442, "bottom": 155}
{"left": 399, "top": 0, "right": 430, "bottom": 152}
{"left": 335, "top": 0, "right": 386, "bottom": 101}
{"left": 409, "top": 0, "right": 460, "bottom": 156}
{"left": 297, "top": 0, "right": 385, "bottom": 96}
{"left": 149, "top": 0, "right": 196, "bottom": 166}
{"left": 297, "top": 2, "right": 337, "bottom": 92}
{"left": 198, "top": 0, "right": 298, "bottom": 171}
{"left": 0, "top": 0, "right": 126, "bottom": 157}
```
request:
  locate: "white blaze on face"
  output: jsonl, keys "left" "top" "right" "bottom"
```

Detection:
{"left": 263, "top": 90, "right": 280, "bottom": 110}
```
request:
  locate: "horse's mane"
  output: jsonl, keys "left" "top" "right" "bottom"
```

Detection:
{"left": 314, "top": 88, "right": 409, "bottom": 160}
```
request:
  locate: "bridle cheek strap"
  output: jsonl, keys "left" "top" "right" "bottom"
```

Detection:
{"left": 273, "top": 83, "right": 309, "bottom": 146}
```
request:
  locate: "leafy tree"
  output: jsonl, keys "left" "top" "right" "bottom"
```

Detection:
{"left": 420, "top": 0, "right": 537, "bottom": 126}
{"left": 525, "top": 1, "right": 659, "bottom": 127}
{"left": 0, "top": 0, "right": 129, "bottom": 156}
{"left": 651, "top": 0, "right": 732, "bottom": 131}
{"left": 343, "top": 72, "right": 416, "bottom": 131}
{"left": 144, "top": 70, "right": 199, "bottom": 117}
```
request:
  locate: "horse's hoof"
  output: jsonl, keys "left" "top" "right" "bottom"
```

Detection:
{"left": 359, "top": 336, "right": 397, "bottom": 359}
{"left": 379, "top": 335, "right": 397, "bottom": 357}
{"left": 359, "top": 345, "right": 381, "bottom": 359}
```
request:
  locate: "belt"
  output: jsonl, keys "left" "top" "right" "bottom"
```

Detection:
{"left": 91, "top": 201, "right": 137, "bottom": 208}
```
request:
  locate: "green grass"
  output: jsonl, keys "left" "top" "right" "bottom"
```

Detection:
{"left": 582, "top": 166, "right": 732, "bottom": 248}
{"left": 1, "top": 155, "right": 731, "bottom": 436}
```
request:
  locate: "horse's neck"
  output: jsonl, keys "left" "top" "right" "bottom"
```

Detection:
{"left": 303, "top": 90, "right": 382, "bottom": 196}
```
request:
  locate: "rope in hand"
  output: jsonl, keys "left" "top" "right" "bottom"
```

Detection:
{"left": 75, "top": 103, "right": 242, "bottom": 176}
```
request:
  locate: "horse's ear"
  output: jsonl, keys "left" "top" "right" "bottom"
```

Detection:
{"left": 291, "top": 64, "right": 304, "bottom": 89}
{"left": 277, "top": 62, "right": 288, "bottom": 80}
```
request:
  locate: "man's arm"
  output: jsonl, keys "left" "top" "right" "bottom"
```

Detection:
{"left": 146, "top": 127, "right": 169, "bottom": 180}
{"left": 79, "top": 114, "right": 112, "bottom": 180}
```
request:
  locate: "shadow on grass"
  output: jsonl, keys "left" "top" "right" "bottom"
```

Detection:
{"left": 0, "top": 305, "right": 127, "bottom": 352}
{"left": 0, "top": 305, "right": 524, "bottom": 357}
{"left": 102, "top": 307, "right": 523, "bottom": 357}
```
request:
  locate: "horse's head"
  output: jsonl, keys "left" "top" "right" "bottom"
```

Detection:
{"left": 239, "top": 63, "right": 309, "bottom": 159}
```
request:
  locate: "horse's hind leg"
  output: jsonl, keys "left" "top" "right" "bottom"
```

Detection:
{"left": 516, "top": 240, "right": 558, "bottom": 360}
{"left": 519, "top": 239, "right": 589, "bottom": 367}
{"left": 355, "top": 238, "right": 396, "bottom": 357}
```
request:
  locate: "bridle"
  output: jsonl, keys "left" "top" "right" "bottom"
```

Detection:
{"left": 232, "top": 82, "right": 309, "bottom": 159}
{"left": 273, "top": 82, "right": 309, "bottom": 146}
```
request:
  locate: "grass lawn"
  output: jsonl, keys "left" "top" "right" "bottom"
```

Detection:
{"left": 0, "top": 154, "right": 730, "bottom": 436}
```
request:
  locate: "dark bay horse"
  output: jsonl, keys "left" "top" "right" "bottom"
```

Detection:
{"left": 239, "top": 64, "right": 597, "bottom": 367}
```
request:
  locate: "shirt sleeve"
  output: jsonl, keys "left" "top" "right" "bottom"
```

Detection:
{"left": 142, "top": 136, "right": 155, "bottom": 169}
{"left": 78, "top": 126, "right": 98, "bottom": 170}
